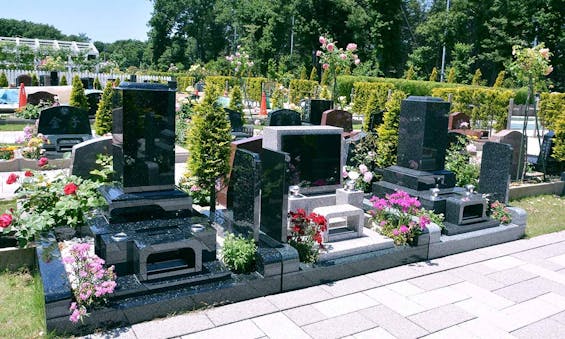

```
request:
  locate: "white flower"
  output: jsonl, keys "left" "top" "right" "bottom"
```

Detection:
{"left": 348, "top": 170, "right": 360, "bottom": 181}
{"left": 363, "top": 171, "right": 373, "bottom": 183}
{"left": 359, "top": 164, "right": 368, "bottom": 174}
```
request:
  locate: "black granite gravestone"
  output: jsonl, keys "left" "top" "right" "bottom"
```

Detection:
{"left": 260, "top": 148, "right": 290, "bottom": 243}
{"left": 50, "top": 71, "right": 59, "bottom": 86}
{"left": 321, "top": 109, "right": 353, "bottom": 132}
{"left": 16, "top": 74, "right": 32, "bottom": 86}
{"left": 266, "top": 109, "right": 302, "bottom": 126}
{"left": 70, "top": 136, "right": 112, "bottom": 179}
{"left": 478, "top": 142, "right": 512, "bottom": 204}
{"left": 397, "top": 96, "right": 451, "bottom": 171}
{"left": 81, "top": 77, "right": 94, "bottom": 90}
{"left": 37, "top": 105, "right": 92, "bottom": 152}
{"left": 39, "top": 74, "right": 51, "bottom": 87}
{"left": 85, "top": 90, "right": 103, "bottom": 118}
{"left": 368, "top": 109, "right": 385, "bottom": 131}
{"left": 27, "top": 91, "right": 55, "bottom": 105}
{"left": 227, "top": 149, "right": 262, "bottom": 240}
{"left": 536, "top": 131, "right": 563, "bottom": 175}
{"left": 224, "top": 108, "right": 244, "bottom": 132}
{"left": 302, "top": 99, "right": 333, "bottom": 125}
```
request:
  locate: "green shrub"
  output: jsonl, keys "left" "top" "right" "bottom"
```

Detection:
{"left": 244, "top": 77, "right": 267, "bottom": 102}
{"left": 69, "top": 75, "right": 88, "bottom": 111}
{"left": 320, "top": 69, "right": 329, "bottom": 86}
{"left": 309, "top": 67, "right": 318, "bottom": 81}
{"left": 471, "top": 69, "right": 484, "bottom": 86}
{"left": 221, "top": 233, "right": 257, "bottom": 273}
{"left": 404, "top": 65, "right": 415, "bottom": 80}
{"left": 60, "top": 74, "right": 68, "bottom": 86}
{"left": 228, "top": 84, "right": 244, "bottom": 113}
{"left": 0, "top": 72, "right": 7, "bottom": 87}
{"left": 289, "top": 79, "right": 318, "bottom": 104}
{"left": 352, "top": 82, "right": 394, "bottom": 117}
{"left": 177, "top": 76, "right": 196, "bottom": 93}
{"left": 432, "top": 86, "right": 513, "bottom": 131}
{"left": 493, "top": 71, "right": 505, "bottom": 88}
{"left": 93, "top": 77, "right": 102, "bottom": 90}
{"left": 31, "top": 73, "right": 39, "bottom": 86}
{"left": 94, "top": 81, "right": 114, "bottom": 135}
{"left": 299, "top": 66, "right": 307, "bottom": 80}
{"left": 15, "top": 104, "right": 43, "bottom": 120}
{"left": 206, "top": 76, "right": 234, "bottom": 95}
{"left": 429, "top": 67, "right": 438, "bottom": 82}
{"left": 539, "top": 92, "right": 565, "bottom": 161}
{"left": 445, "top": 135, "right": 479, "bottom": 186}
{"left": 375, "top": 90, "right": 407, "bottom": 168}
{"left": 447, "top": 68, "right": 456, "bottom": 83}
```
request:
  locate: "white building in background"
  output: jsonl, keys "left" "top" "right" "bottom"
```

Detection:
{"left": 0, "top": 36, "right": 99, "bottom": 59}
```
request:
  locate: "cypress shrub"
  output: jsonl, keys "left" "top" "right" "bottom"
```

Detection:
{"left": 31, "top": 73, "right": 39, "bottom": 86}
{"left": 185, "top": 84, "right": 232, "bottom": 211}
{"left": 375, "top": 90, "right": 407, "bottom": 169}
{"left": 93, "top": 77, "right": 102, "bottom": 90}
{"left": 289, "top": 79, "right": 318, "bottom": 104}
{"left": 244, "top": 77, "right": 267, "bottom": 102}
{"left": 352, "top": 82, "right": 394, "bottom": 115}
{"left": 309, "top": 67, "right": 318, "bottom": 82}
{"left": 404, "top": 65, "right": 415, "bottom": 80}
{"left": 94, "top": 81, "right": 115, "bottom": 135}
{"left": 539, "top": 92, "right": 565, "bottom": 161}
{"left": 177, "top": 76, "right": 196, "bottom": 93}
{"left": 471, "top": 69, "right": 483, "bottom": 86}
{"left": 228, "top": 85, "right": 244, "bottom": 113}
{"left": 300, "top": 66, "right": 307, "bottom": 80}
{"left": 0, "top": 72, "right": 7, "bottom": 87}
{"left": 447, "top": 68, "right": 456, "bottom": 83}
{"left": 60, "top": 74, "right": 68, "bottom": 86}
{"left": 429, "top": 67, "right": 438, "bottom": 82}
{"left": 320, "top": 70, "right": 329, "bottom": 86}
{"left": 70, "top": 75, "right": 88, "bottom": 111}
{"left": 493, "top": 71, "right": 505, "bottom": 88}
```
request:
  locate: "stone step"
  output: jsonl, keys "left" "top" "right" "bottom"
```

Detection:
{"left": 328, "top": 216, "right": 347, "bottom": 228}
{"left": 327, "top": 226, "right": 359, "bottom": 242}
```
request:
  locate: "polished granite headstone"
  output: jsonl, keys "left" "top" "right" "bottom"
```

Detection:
{"left": 302, "top": 99, "right": 333, "bottom": 125}
{"left": 85, "top": 90, "right": 103, "bottom": 118}
{"left": 266, "top": 109, "right": 302, "bottom": 126}
{"left": 37, "top": 105, "right": 93, "bottom": 152}
{"left": 27, "top": 91, "right": 55, "bottom": 105}
{"left": 397, "top": 96, "right": 451, "bottom": 171}
{"left": 490, "top": 129, "right": 524, "bottom": 180}
{"left": 70, "top": 136, "right": 112, "bottom": 179}
{"left": 227, "top": 149, "right": 262, "bottom": 240}
{"left": 321, "top": 109, "right": 353, "bottom": 132}
{"left": 16, "top": 74, "right": 32, "bottom": 86}
{"left": 367, "top": 109, "right": 385, "bottom": 131}
{"left": 448, "top": 112, "right": 470, "bottom": 130}
{"left": 536, "top": 131, "right": 564, "bottom": 175}
{"left": 260, "top": 148, "right": 290, "bottom": 243}
{"left": 478, "top": 141, "right": 512, "bottom": 204}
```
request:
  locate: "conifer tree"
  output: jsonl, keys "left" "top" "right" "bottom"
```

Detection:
{"left": 300, "top": 66, "right": 307, "bottom": 80}
{"left": 493, "top": 71, "right": 505, "bottom": 88}
{"left": 228, "top": 85, "right": 244, "bottom": 113}
{"left": 60, "top": 74, "right": 68, "bottom": 86}
{"left": 31, "top": 73, "right": 39, "bottom": 86}
{"left": 471, "top": 68, "right": 483, "bottom": 86}
{"left": 94, "top": 81, "right": 114, "bottom": 135}
{"left": 70, "top": 75, "right": 88, "bottom": 110}
{"left": 447, "top": 68, "right": 456, "bottom": 83}
{"left": 309, "top": 67, "right": 318, "bottom": 82}
{"left": 375, "top": 90, "right": 407, "bottom": 168}
{"left": 320, "top": 69, "right": 329, "bottom": 86}
{"left": 0, "top": 72, "right": 8, "bottom": 87}
{"left": 429, "top": 67, "right": 438, "bottom": 82}
{"left": 93, "top": 77, "right": 102, "bottom": 90}
{"left": 404, "top": 65, "right": 415, "bottom": 80}
{"left": 363, "top": 91, "right": 380, "bottom": 131}
{"left": 185, "top": 83, "right": 231, "bottom": 212}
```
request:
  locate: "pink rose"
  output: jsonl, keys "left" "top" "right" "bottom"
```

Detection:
{"left": 64, "top": 182, "right": 78, "bottom": 195}
{"left": 359, "top": 164, "right": 368, "bottom": 174}
{"left": 38, "top": 157, "right": 48, "bottom": 167}
{"left": 319, "top": 36, "right": 326, "bottom": 45}
{"left": 316, "top": 50, "right": 322, "bottom": 57}
{"left": 354, "top": 58, "right": 361, "bottom": 65}
{"left": 326, "top": 43, "right": 335, "bottom": 52}
{"left": 340, "top": 53, "right": 347, "bottom": 60}
{"left": 363, "top": 171, "right": 373, "bottom": 183}
{"left": 0, "top": 213, "right": 12, "bottom": 228}
{"left": 322, "top": 63, "right": 329, "bottom": 70}
{"left": 346, "top": 43, "right": 357, "bottom": 51}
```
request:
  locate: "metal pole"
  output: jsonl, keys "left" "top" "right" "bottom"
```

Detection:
{"left": 290, "top": 15, "right": 295, "bottom": 57}
{"left": 439, "top": 0, "right": 451, "bottom": 82}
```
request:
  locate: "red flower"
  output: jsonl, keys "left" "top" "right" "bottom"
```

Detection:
{"left": 0, "top": 213, "right": 12, "bottom": 228}
{"left": 38, "top": 157, "right": 48, "bottom": 167}
{"left": 313, "top": 232, "right": 323, "bottom": 244}
{"left": 6, "top": 173, "right": 19, "bottom": 185}
{"left": 64, "top": 183, "right": 78, "bottom": 195}
{"left": 24, "top": 170, "right": 33, "bottom": 177}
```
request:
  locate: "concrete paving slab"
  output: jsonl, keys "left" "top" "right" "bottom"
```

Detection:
{"left": 311, "top": 292, "right": 379, "bottom": 318}
{"left": 204, "top": 297, "right": 278, "bottom": 326}
{"left": 511, "top": 318, "right": 565, "bottom": 339}
{"left": 301, "top": 312, "right": 376, "bottom": 339}
{"left": 407, "top": 304, "right": 475, "bottom": 333}
{"left": 182, "top": 319, "right": 265, "bottom": 339}
{"left": 251, "top": 312, "right": 311, "bottom": 339}
{"left": 359, "top": 304, "right": 429, "bottom": 339}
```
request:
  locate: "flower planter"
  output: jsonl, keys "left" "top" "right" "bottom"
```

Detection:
{"left": 19, "top": 157, "right": 70, "bottom": 170}
{"left": 0, "top": 158, "right": 20, "bottom": 172}
{"left": 509, "top": 181, "right": 565, "bottom": 200}
{"left": 0, "top": 236, "right": 36, "bottom": 271}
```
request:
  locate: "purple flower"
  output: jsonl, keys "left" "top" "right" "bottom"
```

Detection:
{"left": 399, "top": 225, "right": 409, "bottom": 234}
{"left": 392, "top": 229, "right": 400, "bottom": 236}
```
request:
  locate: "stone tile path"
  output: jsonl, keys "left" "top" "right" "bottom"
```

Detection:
{"left": 84, "top": 230, "right": 565, "bottom": 339}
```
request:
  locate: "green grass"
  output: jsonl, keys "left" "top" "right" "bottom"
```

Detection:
{"left": 0, "top": 199, "right": 17, "bottom": 211}
{"left": 0, "top": 123, "right": 29, "bottom": 131}
{"left": 511, "top": 194, "right": 565, "bottom": 238}
{"left": 0, "top": 269, "right": 46, "bottom": 338}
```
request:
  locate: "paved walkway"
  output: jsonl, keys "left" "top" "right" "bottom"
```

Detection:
{"left": 84, "top": 231, "right": 565, "bottom": 339}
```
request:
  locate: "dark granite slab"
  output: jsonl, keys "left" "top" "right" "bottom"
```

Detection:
{"left": 381, "top": 165, "right": 456, "bottom": 191}
{"left": 478, "top": 142, "right": 512, "bottom": 204}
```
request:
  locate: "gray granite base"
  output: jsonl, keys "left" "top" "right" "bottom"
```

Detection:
{"left": 39, "top": 207, "right": 528, "bottom": 336}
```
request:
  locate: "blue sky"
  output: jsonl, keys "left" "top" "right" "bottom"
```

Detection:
{"left": 1, "top": 0, "right": 153, "bottom": 43}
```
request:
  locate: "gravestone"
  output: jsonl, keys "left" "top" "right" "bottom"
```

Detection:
{"left": 39, "top": 74, "right": 51, "bottom": 87}
{"left": 266, "top": 109, "right": 302, "bottom": 126}
{"left": 490, "top": 129, "right": 524, "bottom": 180}
{"left": 37, "top": 105, "right": 93, "bottom": 152}
{"left": 536, "top": 131, "right": 563, "bottom": 175}
{"left": 321, "top": 109, "right": 353, "bottom": 132}
{"left": 50, "top": 71, "right": 59, "bottom": 86}
{"left": 70, "top": 136, "right": 112, "bottom": 179}
{"left": 302, "top": 99, "right": 333, "bottom": 125}
{"left": 478, "top": 142, "right": 512, "bottom": 204}
{"left": 27, "top": 91, "right": 55, "bottom": 106}
{"left": 367, "top": 109, "right": 384, "bottom": 131}
{"left": 260, "top": 148, "right": 290, "bottom": 242}
{"left": 397, "top": 96, "right": 451, "bottom": 171}
{"left": 448, "top": 112, "right": 470, "bottom": 130}
{"left": 224, "top": 108, "right": 244, "bottom": 132}
{"left": 85, "top": 90, "right": 103, "bottom": 118}
{"left": 16, "top": 74, "right": 32, "bottom": 86}
{"left": 80, "top": 77, "right": 94, "bottom": 90}
{"left": 227, "top": 149, "right": 262, "bottom": 240}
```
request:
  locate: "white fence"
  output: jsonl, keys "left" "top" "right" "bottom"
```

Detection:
{"left": 2, "top": 69, "right": 171, "bottom": 87}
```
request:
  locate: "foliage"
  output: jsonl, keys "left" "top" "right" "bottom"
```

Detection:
{"left": 0, "top": 145, "right": 17, "bottom": 160}
{"left": 299, "top": 66, "right": 307, "bottom": 80}
{"left": 342, "top": 164, "right": 375, "bottom": 193}
{"left": 493, "top": 71, "right": 505, "bottom": 88}
{"left": 226, "top": 47, "right": 254, "bottom": 78}
{"left": 539, "top": 92, "right": 565, "bottom": 161}
{"left": 447, "top": 68, "right": 456, "bottom": 83}
{"left": 489, "top": 201, "right": 512, "bottom": 224}
{"left": 451, "top": 43, "right": 475, "bottom": 84}
{"left": 59, "top": 74, "right": 68, "bottom": 86}
{"left": 471, "top": 69, "right": 484, "bottom": 86}
{"left": 508, "top": 43, "right": 553, "bottom": 90}
{"left": 288, "top": 79, "right": 318, "bottom": 104}
{"left": 16, "top": 125, "right": 47, "bottom": 160}
{"left": 176, "top": 98, "right": 194, "bottom": 146}
{"left": 287, "top": 209, "right": 327, "bottom": 263}
{"left": 93, "top": 77, "right": 102, "bottom": 90}
{"left": 31, "top": 73, "right": 39, "bottom": 86}
{"left": 432, "top": 86, "right": 513, "bottom": 131}
{"left": 352, "top": 82, "right": 394, "bottom": 128}
{"left": 63, "top": 243, "right": 116, "bottom": 323}
{"left": 69, "top": 75, "right": 88, "bottom": 111}
{"left": 404, "top": 65, "right": 415, "bottom": 80}
{"left": 316, "top": 35, "right": 360, "bottom": 99}
{"left": 228, "top": 84, "right": 244, "bottom": 113}
{"left": 177, "top": 76, "right": 196, "bottom": 93}
{"left": 445, "top": 135, "right": 479, "bottom": 187}
{"left": 369, "top": 191, "right": 432, "bottom": 246}
{"left": 14, "top": 102, "right": 49, "bottom": 120}
{"left": 185, "top": 88, "right": 232, "bottom": 210}
{"left": 375, "top": 90, "right": 406, "bottom": 169}
{"left": 94, "top": 81, "right": 114, "bottom": 136}
{"left": 309, "top": 67, "right": 318, "bottom": 82}
{"left": 429, "top": 67, "right": 438, "bottom": 82}
{"left": 511, "top": 195, "right": 565, "bottom": 238}
{"left": 221, "top": 233, "right": 257, "bottom": 273}
{"left": 270, "top": 85, "right": 287, "bottom": 109}
{"left": 0, "top": 72, "right": 7, "bottom": 87}
{"left": 348, "top": 130, "right": 379, "bottom": 177}
{"left": 89, "top": 154, "right": 114, "bottom": 183}
{"left": 178, "top": 176, "right": 211, "bottom": 206}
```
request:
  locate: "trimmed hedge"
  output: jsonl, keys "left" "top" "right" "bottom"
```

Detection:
{"left": 177, "top": 76, "right": 196, "bottom": 93}
{"left": 432, "top": 86, "right": 514, "bottom": 131}
{"left": 352, "top": 82, "right": 394, "bottom": 123}
{"left": 289, "top": 79, "right": 318, "bottom": 104}
{"left": 539, "top": 92, "right": 565, "bottom": 161}
{"left": 205, "top": 76, "right": 266, "bottom": 102}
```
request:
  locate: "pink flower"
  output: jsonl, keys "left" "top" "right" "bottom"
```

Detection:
{"left": 359, "top": 164, "right": 368, "bottom": 174}
{"left": 319, "top": 36, "right": 326, "bottom": 45}
{"left": 6, "top": 173, "right": 18, "bottom": 185}
{"left": 392, "top": 229, "right": 400, "bottom": 236}
{"left": 24, "top": 170, "right": 33, "bottom": 177}
{"left": 69, "top": 309, "right": 81, "bottom": 323}
{"left": 322, "top": 63, "right": 329, "bottom": 70}
{"left": 316, "top": 50, "right": 322, "bottom": 57}
{"left": 346, "top": 43, "right": 357, "bottom": 51}
{"left": 326, "top": 43, "right": 335, "bottom": 52}
{"left": 399, "top": 225, "right": 409, "bottom": 234}
{"left": 363, "top": 171, "right": 373, "bottom": 183}
{"left": 37, "top": 157, "right": 48, "bottom": 167}
{"left": 354, "top": 58, "right": 361, "bottom": 65}
{"left": 340, "top": 53, "right": 347, "bottom": 60}
{"left": 0, "top": 213, "right": 12, "bottom": 228}
{"left": 545, "top": 65, "right": 553, "bottom": 75}
{"left": 539, "top": 48, "right": 550, "bottom": 60}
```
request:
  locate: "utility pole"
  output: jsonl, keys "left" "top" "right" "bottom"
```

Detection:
{"left": 439, "top": 0, "right": 451, "bottom": 82}
{"left": 290, "top": 15, "right": 295, "bottom": 57}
